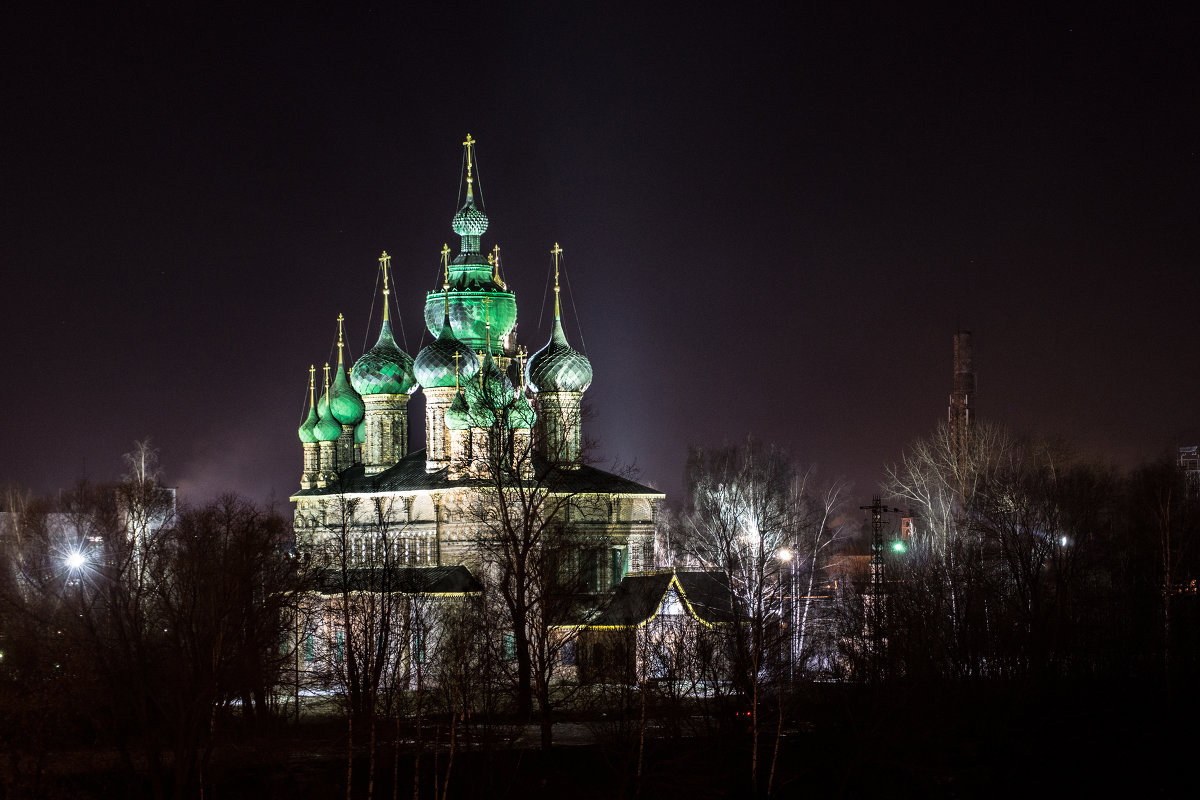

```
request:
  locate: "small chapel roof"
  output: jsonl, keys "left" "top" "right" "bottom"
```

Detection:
{"left": 582, "top": 570, "right": 736, "bottom": 628}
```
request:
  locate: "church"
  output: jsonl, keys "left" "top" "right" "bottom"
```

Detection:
{"left": 290, "top": 136, "right": 665, "bottom": 636}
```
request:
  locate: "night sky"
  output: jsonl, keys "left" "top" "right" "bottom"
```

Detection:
{"left": 4, "top": 5, "right": 1198, "bottom": 509}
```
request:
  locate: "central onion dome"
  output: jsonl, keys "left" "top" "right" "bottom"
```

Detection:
{"left": 415, "top": 308, "right": 480, "bottom": 389}
{"left": 424, "top": 134, "right": 516, "bottom": 354}
{"left": 527, "top": 318, "right": 593, "bottom": 393}
{"left": 351, "top": 318, "right": 417, "bottom": 395}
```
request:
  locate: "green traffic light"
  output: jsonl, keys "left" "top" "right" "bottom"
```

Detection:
{"left": 890, "top": 540, "right": 907, "bottom": 553}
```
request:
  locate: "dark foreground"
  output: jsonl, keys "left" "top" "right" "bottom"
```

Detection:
{"left": 6, "top": 683, "right": 1192, "bottom": 799}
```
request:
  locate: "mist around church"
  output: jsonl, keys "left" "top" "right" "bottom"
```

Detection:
{"left": 2, "top": 132, "right": 1196, "bottom": 799}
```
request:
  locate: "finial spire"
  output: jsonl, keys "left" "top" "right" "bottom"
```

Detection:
{"left": 462, "top": 133, "right": 476, "bottom": 203}
{"left": 491, "top": 244, "right": 506, "bottom": 289}
{"left": 308, "top": 365, "right": 316, "bottom": 408}
{"left": 336, "top": 314, "right": 346, "bottom": 365}
{"left": 440, "top": 243, "right": 451, "bottom": 290}
{"left": 551, "top": 243, "right": 563, "bottom": 320}
{"left": 379, "top": 251, "right": 391, "bottom": 322}
{"left": 323, "top": 362, "right": 331, "bottom": 395}
{"left": 452, "top": 351, "right": 462, "bottom": 391}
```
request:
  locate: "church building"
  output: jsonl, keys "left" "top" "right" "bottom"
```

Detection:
{"left": 290, "top": 136, "right": 664, "bottom": 625}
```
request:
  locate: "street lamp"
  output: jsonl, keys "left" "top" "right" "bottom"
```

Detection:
{"left": 65, "top": 551, "right": 86, "bottom": 571}
{"left": 778, "top": 547, "right": 796, "bottom": 680}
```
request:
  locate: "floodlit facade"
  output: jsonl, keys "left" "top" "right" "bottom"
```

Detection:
{"left": 289, "top": 137, "right": 664, "bottom": 678}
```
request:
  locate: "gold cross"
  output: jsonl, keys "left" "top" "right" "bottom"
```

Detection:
{"left": 551, "top": 243, "right": 563, "bottom": 318}
{"left": 336, "top": 314, "right": 345, "bottom": 363}
{"left": 440, "top": 243, "right": 451, "bottom": 289}
{"left": 323, "top": 363, "right": 331, "bottom": 391}
{"left": 451, "top": 351, "right": 462, "bottom": 390}
{"left": 378, "top": 252, "right": 391, "bottom": 320}
{"left": 308, "top": 365, "right": 316, "bottom": 406}
{"left": 462, "top": 133, "right": 476, "bottom": 183}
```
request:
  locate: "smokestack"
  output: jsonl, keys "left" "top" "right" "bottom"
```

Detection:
{"left": 952, "top": 330, "right": 975, "bottom": 401}
{"left": 949, "top": 330, "right": 975, "bottom": 465}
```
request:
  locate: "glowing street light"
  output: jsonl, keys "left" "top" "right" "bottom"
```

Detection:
{"left": 65, "top": 551, "right": 86, "bottom": 571}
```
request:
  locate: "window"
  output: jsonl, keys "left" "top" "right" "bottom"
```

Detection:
{"left": 502, "top": 632, "right": 516, "bottom": 661}
{"left": 334, "top": 629, "right": 345, "bottom": 663}
{"left": 581, "top": 549, "right": 600, "bottom": 591}
{"left": 561, "top": 640, "right": 577, "bottom": 667}
{"left": 611, "top": 547, "right": 627, "bottom": 588}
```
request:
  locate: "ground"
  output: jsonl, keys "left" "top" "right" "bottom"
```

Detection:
{"left": 5, "top": 683, "right": 1192, "bottom": 799}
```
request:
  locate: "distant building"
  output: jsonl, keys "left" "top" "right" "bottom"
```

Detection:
{"left": 1179, "top": 446, "right": 1200, "bottom": 494}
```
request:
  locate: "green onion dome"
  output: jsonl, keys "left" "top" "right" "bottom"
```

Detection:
{"left": 463, "top": 352, "right": 513, "bottom": 428}
{"left": 527, "top": 319, "right": 593, "bottom": 393}
{"left": 354, "top": 420, "right": 365, "bottom": 444}
{"left": 351, "top": 319, "right": 416, "bottom": 396}
{"left": 451, "top": 198, "right": 489, "bottom": 238}
{"left": 298, "top": 403, "right": 318, "bottom": 444}
{"left": 414, "top": 313, "right": 479, "bottom": 389}
{"left": 508, "top": 392, "right": 536, "bottom": 430}
{"left": 314, "top": 390, "right": 342, "bottom": 442}
{"left": 445, "top": 389, "right": 472, "bottom": 431}
{"left": 330, "top": 365, "right": 364, "bottom": 425}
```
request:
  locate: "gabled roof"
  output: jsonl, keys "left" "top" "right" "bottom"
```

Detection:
{"left": 582, "top": 570, "right": 735, "bottom": 629}
{"left": 292, "top": 449, "right": 663, "bottom": 499}
{"left": 314, "top": 565, "right": 482, "bottom": 595}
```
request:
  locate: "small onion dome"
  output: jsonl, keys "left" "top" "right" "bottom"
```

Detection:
{"left": 445, "top": 389, "right": 472, "bottom": 430}
{"left": 314, "top": 391, "right": 342, "bottom": 442}
{"left": 451, "top": 199, "right": 489, "bottom": 238}
{"left": 330, "top": 366, "right": 364, "bottom": 425}
{"left": 527, "top": 319, "right": 593, "bottom": 393}
{"left": 508, "top": 392, "right": 536, "bottom": 430}
{"left": 298, "top": 403, "right": 318, "bottom": 444}
{"left": 506, "top": 357, "right": 523, "bottom": 390}
{"left": 354, "top": 420, "right": 365, "bottom": 444}
{"left": 414, "top": 314, "right": 479, "bottom": 389}
{"left": 463, "top": 352, "right": 512, "bottom": 428}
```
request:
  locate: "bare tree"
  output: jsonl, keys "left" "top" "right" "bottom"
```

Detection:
{"left": 675, "top": 438, "right": 797, "bottom": 792}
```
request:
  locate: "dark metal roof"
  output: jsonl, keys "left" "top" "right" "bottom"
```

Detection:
{"left": 314, "top": 565, "right": 482, "bottom": 595}
{"left": 584, "top": 570, "right": 735, "bottom": 627}
{"left": 292, "top": 449, "right": 663, "bottom": 499}
{"left": 587, "top": 573, "right": 675, "bottom": 626}
{"left": 675, "top": 571, "right": 737, "bottom": 624}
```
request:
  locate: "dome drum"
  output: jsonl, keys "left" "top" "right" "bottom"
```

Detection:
{"left": 424, "top": 290, "right": 517, "bottom": 354}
